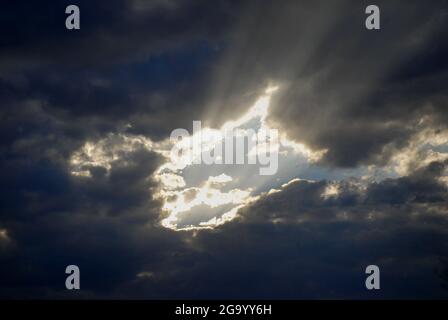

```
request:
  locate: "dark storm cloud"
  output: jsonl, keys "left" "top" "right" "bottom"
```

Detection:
{"left": 1, "top": 0, "right": 448, "bottom": 299}
{"left": 366, "top": 160, "right": 448, "bottom": 204}
{"left": 0, "top": 142, "right": 182, "bottom": 298}
{"left": 2, "top": 160, "right": 447, "bottom": 298}
{"left": 0, "top": 0, "right": 251, "bottom": 142}
{"left": 1, "top": 1, "right": 447, "bottom": 158}
{"left": 0, "top": 0, "right": 236, "bottom": 68}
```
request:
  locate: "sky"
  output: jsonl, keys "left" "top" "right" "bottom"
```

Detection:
{"left": 1, "top": 0, "right": 448, "bottom": 299}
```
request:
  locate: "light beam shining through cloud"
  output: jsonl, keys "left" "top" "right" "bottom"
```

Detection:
{"left": 69, "top": 86, "right": 448, "bottom": 231}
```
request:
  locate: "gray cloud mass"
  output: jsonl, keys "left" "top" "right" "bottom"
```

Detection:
{"left": 0, "top": 0, "right": 448, "bottom": 298}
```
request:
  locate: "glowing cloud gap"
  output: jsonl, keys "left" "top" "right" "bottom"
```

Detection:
{"left": 69, "top": 86, "right": 328, "bottom": 231}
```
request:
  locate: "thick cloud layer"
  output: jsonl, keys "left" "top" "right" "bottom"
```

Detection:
{"left": 0, "top": 0, "right": 448, "bottom": 298}
{"left": 1, "top": 157, "right": 447, "bottom": 298}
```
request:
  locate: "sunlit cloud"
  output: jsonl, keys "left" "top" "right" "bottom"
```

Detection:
{"left": 70, "top": 133, "right": 156, "bottom": 177}
{"left": 0, "top": 228, "right": 10, "bottom": 248}
{"left": 67, "top": 85, "right": 448, "bottom": 231}
{"left": 0, "top": 229, "right": 8, "bottom": 240}
{"left": 136, "top": 271, "right": 155, "bottom": 279}
{"left": 389, "top": 123, "right": 448, "bottom": 176}
{"left": 159, "top": 174, "right": 255, "bottom": 230}
{"left": 157, "top": 86, "right": 329, "bottom": 230}
{"left": 321, "top": 182, "right": 341, "bottom": 200}
{"left": 157, "top": 173, "right": 186, "bottom": 190}
{"left": 70, "top": 86, "right": 327, "bottom": 230}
